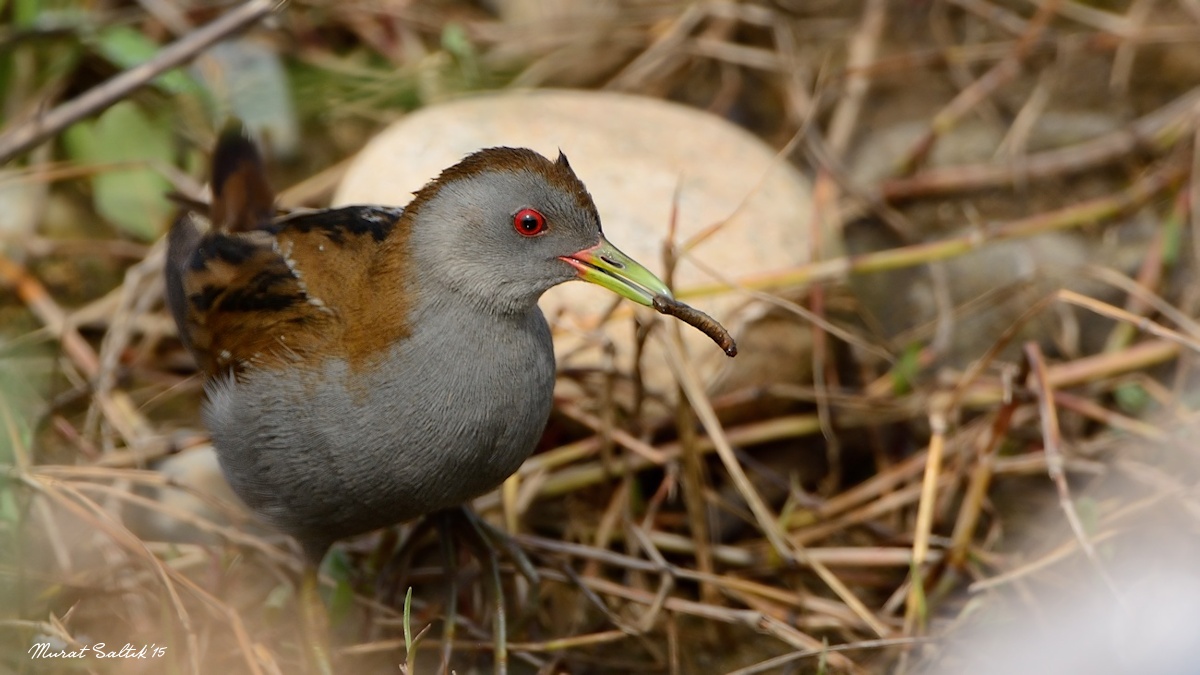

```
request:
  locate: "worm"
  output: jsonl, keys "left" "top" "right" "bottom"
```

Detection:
{"left": 652, "top": 294, "right": 737, "bottom": 357}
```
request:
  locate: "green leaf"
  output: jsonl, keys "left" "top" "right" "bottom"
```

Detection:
{"left": 323, "top": 547, "right": 355, "bottom": 624}
{"left": 62, "top": 101, "right": 174, "bottom": 240}
{"left": 16, "top": 1, "right": 90, "bottom": 31}
{"left": 890, "top": 342, "right": 923, "bottom": 395}
{"left": 264, "top": 582, "right": 291, "bottom": 612}
{"left": 441, "top": 22, "right": 480, "bottom": 87}
{"left": 13, "top": 0, "right": 40, "bottom": 27}
{"left": 329, "top": 578, "right": 355, "bottom": 624}
{"left": 92, "top": 25, "right": 200, "bottom": 96}
{"left": 1162, "top": 210, "right": 1183, "bottom": 268}
{"left": 0, "top": 484, "right": 18, "bottom": 526}
{"left": 1075, "top": 496, "right": 1100, "bottom": 536}
{"left": 403, "top": 587, "right": 415, "bottom": 662}
{"left": 1114, "top": 382, "right": 1150, "bottom": 416}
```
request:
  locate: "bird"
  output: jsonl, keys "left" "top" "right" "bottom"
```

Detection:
{"left": 164, "top": 124, "right": 676, "bottom": 671}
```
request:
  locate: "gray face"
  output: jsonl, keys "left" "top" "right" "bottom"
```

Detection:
{"left": 415, "top": 167, "right": 603, "bottom": 312}
{"left": 407, "top": 148, "right": 672, "bottom": 317}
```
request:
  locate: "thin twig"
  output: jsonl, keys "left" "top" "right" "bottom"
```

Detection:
{"left": 1022, "top": 342, "right": 1122, "bottom": 600}
{"left": 660, "top": 333, "right": 893, "bottom": 638}
{"left": 897, "top": 0, "right": 1064, "bottom": 174}
{"left": 880, "top": 85, "right": 1200, "bottom": 200}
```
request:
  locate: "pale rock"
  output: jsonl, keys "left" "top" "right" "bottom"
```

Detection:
{"left": 127, "top": 444, "right": 262, "bottom": 545}
{"left": 844, "top": 110, "right": 1144, "bottom": 371}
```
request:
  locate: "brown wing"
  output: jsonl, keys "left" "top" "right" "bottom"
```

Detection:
{"left": 267, "top": 206, "right": 412, "bottom": 370}
{"left": 167, "top": 219, "right": 325, "bottom": 374}
{"left": 165, "top": 124, "right": 411, "bottom": 376}
{"left": 167, "top": 206, "right": 409, "bottom": 376}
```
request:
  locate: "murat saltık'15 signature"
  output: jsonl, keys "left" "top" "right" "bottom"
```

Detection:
{"left": 28, "top": 642, "right": 167, "bottom": 659}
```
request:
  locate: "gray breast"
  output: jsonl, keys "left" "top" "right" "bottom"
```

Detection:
{"left": 204, "top": 304, "right": 556, "bottom": 549}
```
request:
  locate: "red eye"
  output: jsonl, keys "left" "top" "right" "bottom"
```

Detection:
{"left": 513, "top": 208, "right": 546, "bottom": 236}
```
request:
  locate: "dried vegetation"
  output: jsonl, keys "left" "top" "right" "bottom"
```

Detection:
{"left": 3, "top": 0, "right": 1200, "bottom": 673}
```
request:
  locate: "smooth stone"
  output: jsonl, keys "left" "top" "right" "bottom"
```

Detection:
{"left": 844, "top": 109, "right": 1147, "bottom": 371}
{"left": 127, "top": 444, "right": 264, "bottom": 545}
{"left": 844, "top": 221, "right": 1136, "bottom": 369}
{"left": 334, "top": 90, "right": 815, "bottom": 412}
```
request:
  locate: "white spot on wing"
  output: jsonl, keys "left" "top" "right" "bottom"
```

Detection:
{"left": 273, "top": 238, "right": 334, "bottom": 315}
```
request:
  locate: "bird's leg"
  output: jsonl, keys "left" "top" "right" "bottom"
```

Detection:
{"left": 436, "top": 506, "right": 541, "bottom": 674}
{"left": 437, "top": 510, "right": 459, "bottom": 675}
{"left": 468, "top": 512, "right": 542, "bottom": 631}
{"left": 376, "top": 516, "right": 440, "bottom": 606}
{"left": 453, "top": 507, "right": 508, "bottom": 675}
{"left": 482, "top": 532, "right": 508, "bottom": 675}
{"left": 299, "top": 562, "right": 335, "bottom": 675}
